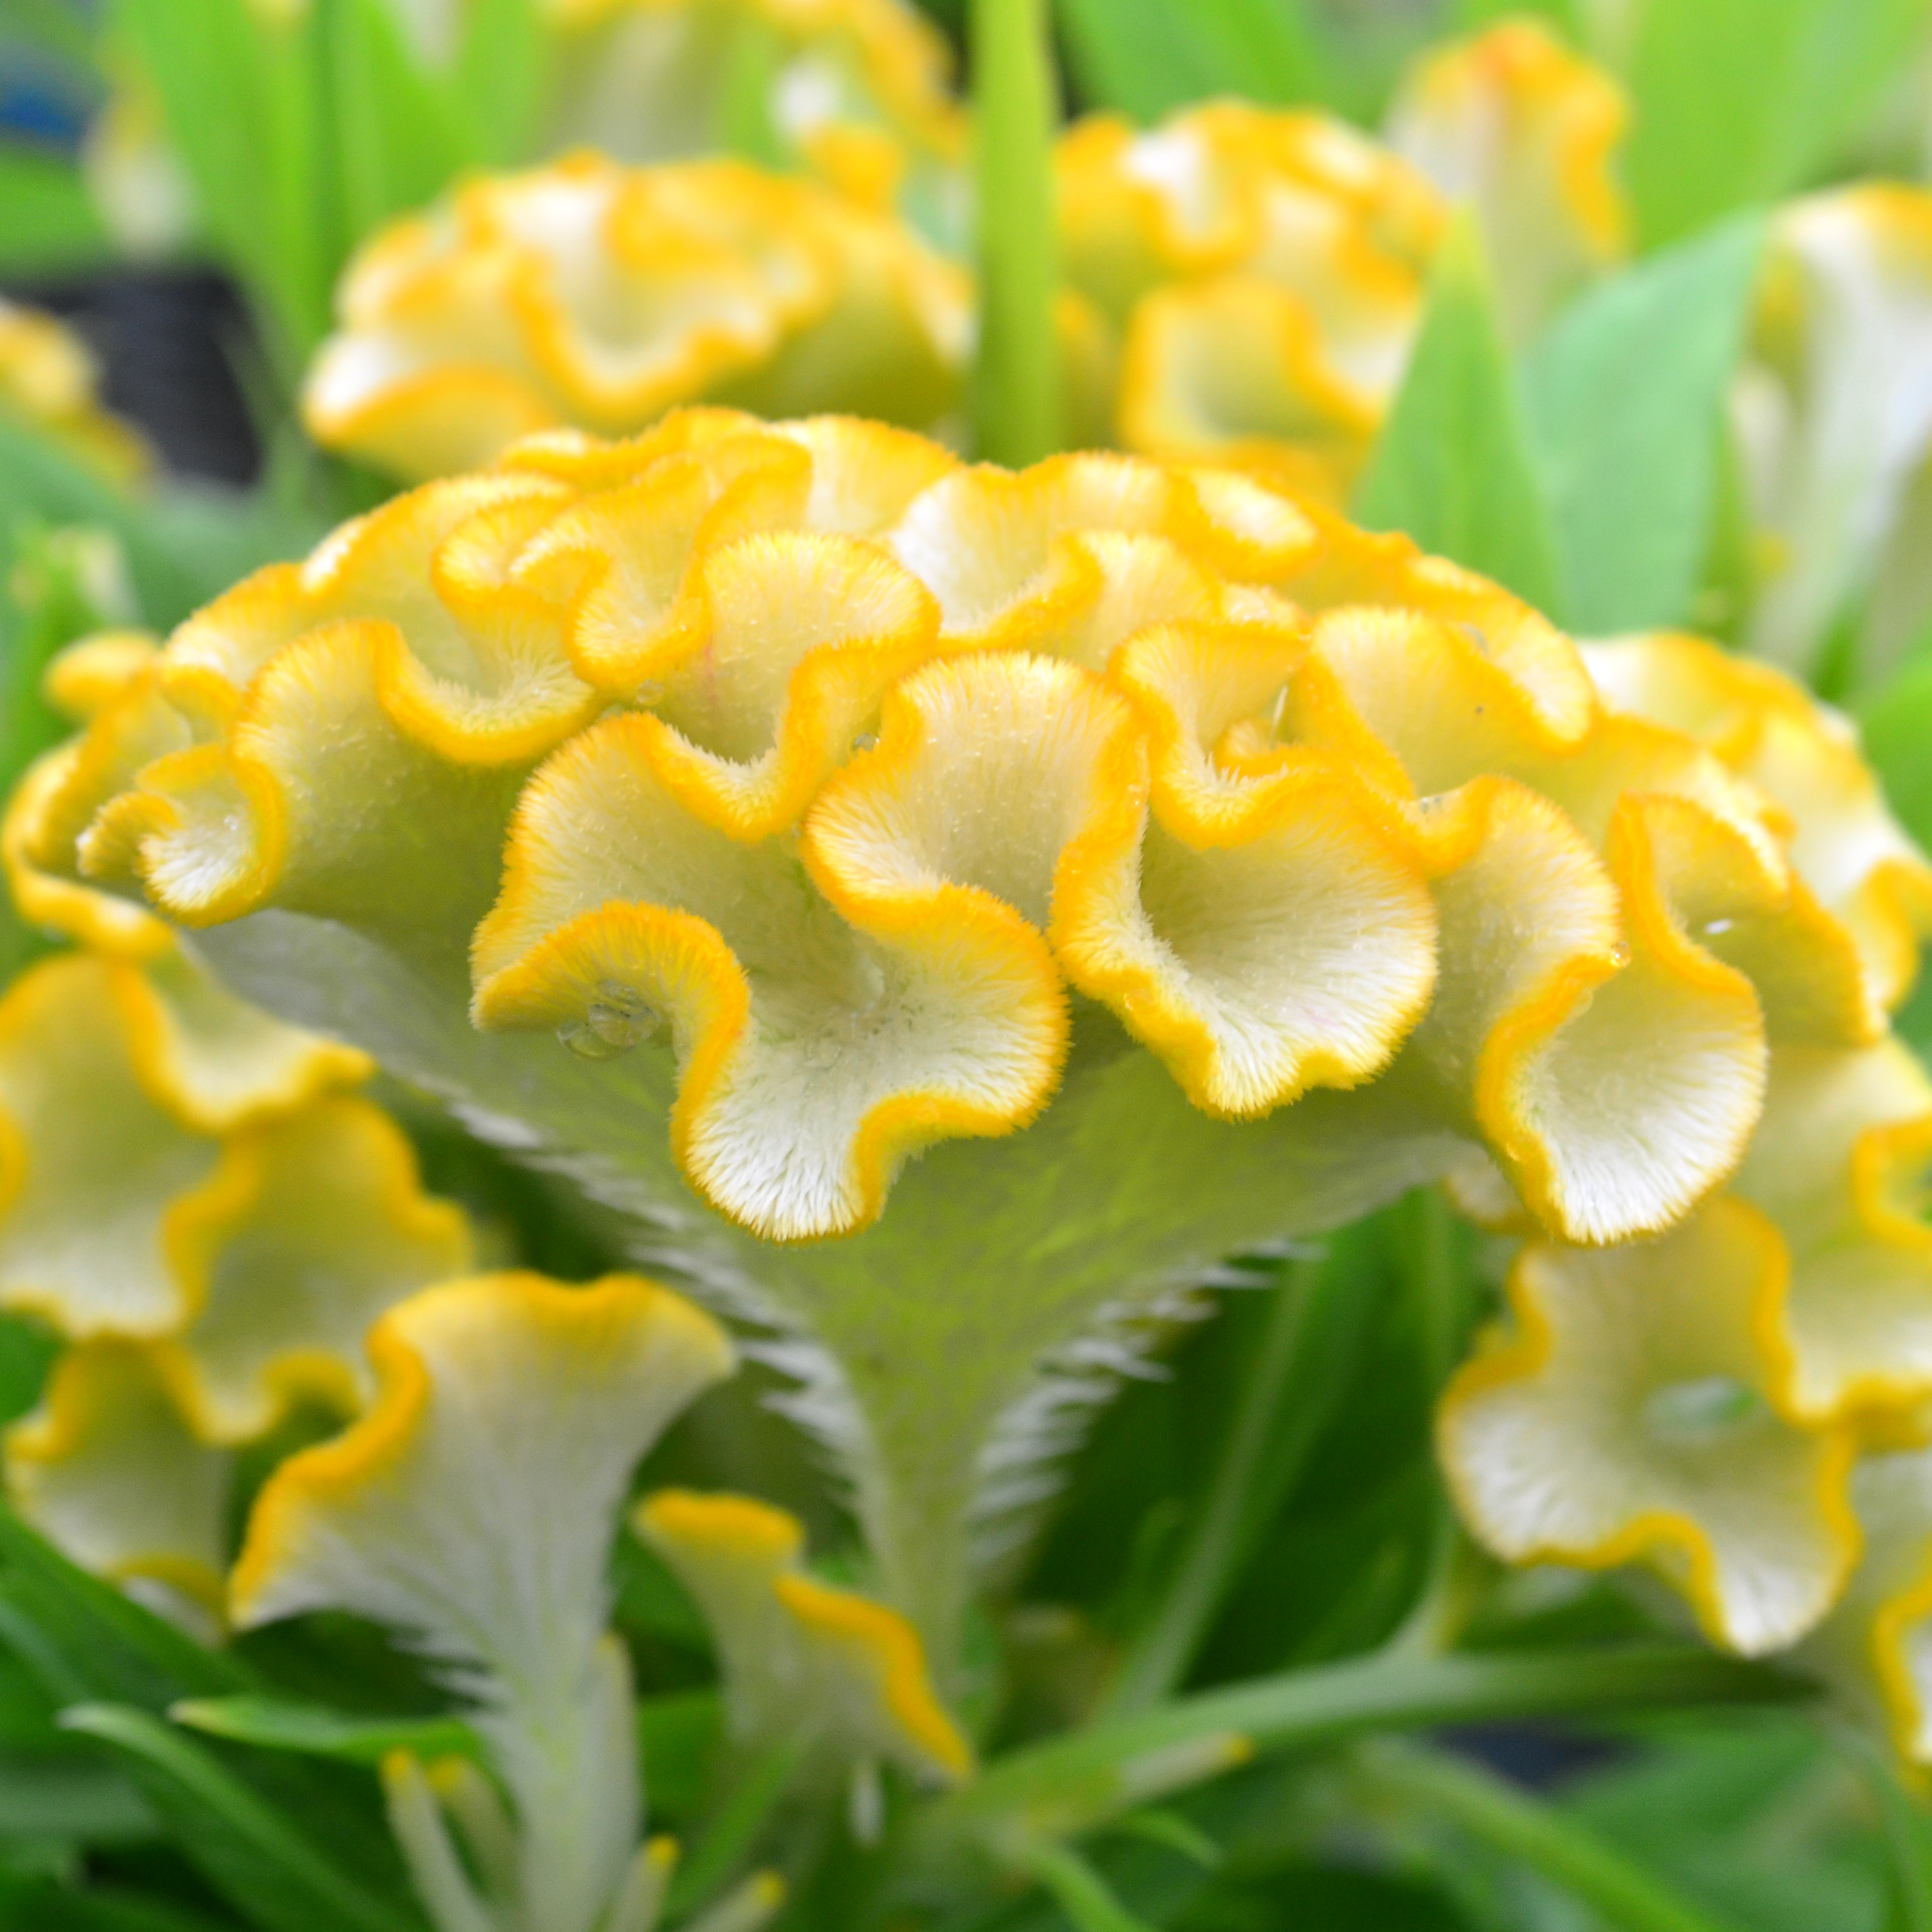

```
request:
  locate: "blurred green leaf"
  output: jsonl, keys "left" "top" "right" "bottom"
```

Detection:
{"left": 635, "top": 1688, "right": 722, "bottom": 1824}
{"left": 169, "top": 1698, "right": 482, "bottom": 1769}
{"left": 1624, "top": 0, "right": 1932, "bottom": 250}
{"left": 0, "top": 145, "right": 111, "bottom": 276}
{"left": 1356, "top": 215, "right": 1564, "bottom": 617}
{"left": 110, "top": 0, "right": 336, "bottom": 371}
{"left": 972, "top": 0, "right": 1063, "bottom": 463}
{"left": 327, "top": 0, "right": 467, "bottom": 245}
{"left": 60, "top": 1706, "right": 423, "bottom": 1932}
{"left": 664, "top": 1737, "right": 806, "bottom": 1918}
{"left": 1856, "top": 657, "right": 1932, "bottom": 851}
{"left": 1018, "top": 1838, "right": 1160, "bottom": 1932}
{"left": 453, "top": 0, "right": 551, "bottom": 166}
{"left": 1524, "top": 214, "right": 1765, "bottom": 636}
{"left": 0, "top": 1509, "right": 248, "bottom": 1715}
{"left": 1053, "top": 0, "right": 1323, "bottom": 124}
{"left": 0, "top": 1749, "right": 158, "bottom": 1842}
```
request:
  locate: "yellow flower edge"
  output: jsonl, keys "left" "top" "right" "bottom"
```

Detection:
{"left": 1439, "top": 1195, "right": 1864, "bottom": 1656}
{"left": 635, "top": 1486, "right": 973, "bottom": 1783}
{"left": 49, "top": 410, "right": 1931, "bottom": 1256}
{"left": 302, "top": 154, "right": 971, "bottom": 482}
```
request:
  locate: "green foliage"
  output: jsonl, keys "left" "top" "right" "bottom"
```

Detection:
{"left": 1524, "top": 215, "right": 1765, "bottom": 637}
{"left": 0, "top": 145, "right": 112, "bottom": 277}
{"left": 1623, "top": 0, "right": 1932, "bottom": 249}
{"left": 167, "top": 1699, "right": 482, "bottom": 1770}
{"left": 1356, "top": 215, "right": 1565, "bottom": 617}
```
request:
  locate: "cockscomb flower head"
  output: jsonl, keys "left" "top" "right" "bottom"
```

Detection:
{"left": 36, "top": 409, "right": 1932, "bottom": 1663}
{"left": 1057, "top": 31, "right": 1629, "bottom": 499}
{"left": 302, "top": 154, "right": 970, "bottom": 480}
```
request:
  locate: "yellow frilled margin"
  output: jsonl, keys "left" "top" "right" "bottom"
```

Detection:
{"left": 38, "top": 412, "right": 1931, "bottom": 1265}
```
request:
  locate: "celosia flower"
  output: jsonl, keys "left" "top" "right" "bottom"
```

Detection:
{"left": 1443, "top": 628, "right": 1932, "bottom": 1663}
{"left": 1055, "top": 103, "right": 1443, "bottom": 499}
{"left": 0, "top": 298, "right": 150, "bottom": 484}
{"left": 1439, "top": 1196, "right": 1862, "bottom": 1658}
{"left": 228, "top": 1270, "right": 741, "bottom": 1932}
{"left": 1794, "top": 1440, "right": 1932, "bottom": 1760}
{"left": 41, "top": 410, "right": 1931, "bottom": 1663}
{"left": 1733, "top": 185, "right": 1932, "bottom": 681}
{"left": 1383, "top": 18, "right": 1631, "bottom": 343}
{"left": 1056, "top": 35, "right": 1629, "bottom": 498}
{"left": 301, "top": 154, "right": 970, "bottom": 479}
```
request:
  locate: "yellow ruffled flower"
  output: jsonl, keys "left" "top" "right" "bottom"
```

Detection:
{"left": 1439, "top": 626, "right": 1932, "bottom": 1663}
{"left": 1056, "top": 103, "right": 1443, "bottom": 500}
{"left": 1734, "top": 184, "right": 1932, "bottom": 681}
{"left": 301, "top": 153, "right": 971, "bottom": 480}
{"left": 0, "top": 300, "right": 150, "bottom": 485}
{"left": 37, "top": 410, "right": 1928, "bottom": 1659}
{"left": 1055, "top": 37, "right": 1629, "bottom": 498}
{"left": 1383, "top": 17, "right": 1631, "bottom": 343}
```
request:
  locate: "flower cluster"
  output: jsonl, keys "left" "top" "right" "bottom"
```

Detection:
{"left": 301, "top": 153, "right": 971, "bottom": 480}
{"left": 305, "top": 18, "right": 1635, "bottom": 499}
{"left": 30, "top": 408, "right": 1932, "bottom": 1697}
{"left": 1061, "top": 18, "right": 1630, "bottom": 495}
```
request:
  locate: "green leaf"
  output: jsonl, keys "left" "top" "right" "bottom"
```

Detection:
{"left": 1624, "top": 0, "right": 1932, "bottom": 250}
{"left": 0, "top": 1750, "right": 158, "bottom": 1842}
{"left": 59, "top": 1706, "right": 423, "bottom": 1932}
{"left": 1856, "top": 656, "right": 1932, "bottom": 852}
{"left": 1355, "top": 215, "right": 1565, "bottom": 617}
{"left": 1015, "top": 1838, "right": 1160, "bottom": 1932}
{"left": 110, "top": 0, "right": 336, "bottom": 372}
{"left": 0, "top": 1508, "right": 249, "bottom": 1714}
{"left": 1052, "top": 0, "right": 1325, "bottom": 124}
{"left": 326, "top": 0, "right": 468, "bottom": 247}
{"left": 1525, "top": 215, "right": 1765, "bottom": 636}
{"left": 0, "top": 145, "right": 112, "bottom": 276}
{"left": 635, "top": 1688, "right": 723, "bottom": 1824}
{"left": 0, "top": 1317, "right": 55, "bottom": 1431}
{"left": 169, "top": 1698, "right": 482, "bottom": 1769}
{"left": 971, "top": 0, "right": 1063, "bottom": 464}
{"left": 452, "top": 0, "right": 551, "bottom": 166}
{"left": 663, "top": 1738, "right": 807, "bottom": 1919}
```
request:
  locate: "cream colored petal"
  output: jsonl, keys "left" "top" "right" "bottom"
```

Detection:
{"left": 158, "top": 1095, "right": 474, "bottom": 1443}
{"left": 1440, "top": 1196, "right": 1859, "bottom": 1655}
{"left": 0, "top": 954, "right": 216, "bottom": 1338}
{"left": 1385, "top": 19, "right": 1629, "bottom": 342}
{"left": 232, "top": 1272, "right": 733, "bottom": 1932}
{"left": 634, "top": 1488, "right": 970, "bottom": 1784}
{"left": 6, "top": 1342, "right": 231, "bottom": 1628}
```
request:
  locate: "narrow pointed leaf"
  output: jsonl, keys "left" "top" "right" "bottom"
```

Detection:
{"left": 1355, "top": 216, "right": 1565, "bottom": 615}
{"left": 1525, "top": 215, "right": 1766, "bottom": 636}
{"left": 170, "top": 1697, "right": 483, "bottom": 1768}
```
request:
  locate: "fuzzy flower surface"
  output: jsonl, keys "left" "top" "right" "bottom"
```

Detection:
{"left": 301, "top": 153, "right": 971, "bottom": 479}
{"left": 38, "top": 409, "right": 1932, "bottom": 1662}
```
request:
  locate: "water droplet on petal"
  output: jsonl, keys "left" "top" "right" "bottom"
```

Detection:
{"left": 853, "top": 733, "right": 878, "bottom": 752}
{"left": 559, "top": 1020, "right": 629, "bottom": 1060}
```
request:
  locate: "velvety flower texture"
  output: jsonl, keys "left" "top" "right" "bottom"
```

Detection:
{"left": 28, "top": 409, "right": 1932, "bottom": 1682}
{"left": 302, "top": 153, "right": 971, "bottom": 479}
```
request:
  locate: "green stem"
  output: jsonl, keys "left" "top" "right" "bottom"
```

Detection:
{"left": 1842, "top": 1728, "right": 1932, "bottom": 1932}
{"left": 1101, "top": 1259, "right": 1328, "bottom": 1716}
{"left": 1359, "top": 1738, "right": 1743, "bottom": 1932}
{"left": 922, "top": 1646, "right": 1803, "bottom": 1848}
{"left": 1015, "top": 1838, "right": 1159, "bottom": 1932}
{"left": 969, "top": 0, "right": 1063, "bottom": 465}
